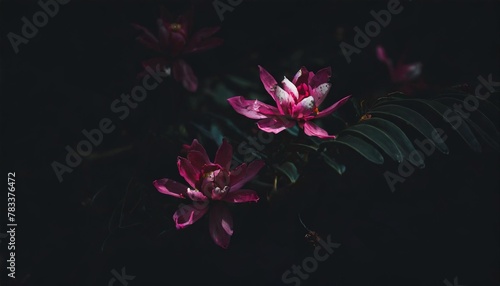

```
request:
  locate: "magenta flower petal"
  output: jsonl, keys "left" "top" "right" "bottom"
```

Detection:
{"left": 176, "top": 13, "right": 191, "bottom": 35}
{"left": 190, "top": 26, "right": 220, "bottom": 42}
{"left": 209, "top": 203, "right": 233, "bottom": 249}
{"left": 187, "top": 150, "right": 210, "bottom": 171}
{"left": 186, "top": 189, "right": 209, "bottom": 201}
{"left": 153, "top": 178, "right": 188, "bottom": 199}
{"left": 303, "top": 121, "right": 336, "bottom": 139}
{"left": 274, "top": 86, "right": 294, "bottom": 115}
{"left": 230, "top": 160, "right": 265, "bottom": 191}
{"left": 201, "top": 163, "right": 223, "bottom": 174}
{"left": 292, "top": 96, "right": 315, "bottom": 118}
{"left": 309, "top": 66, "right": 331, "bottom": 89}
{"left": 156, "top": 19, "right": 170, "bottom": 50}
{"left": 131, "top": 23, "right": 161, "bottom": 52}
{"left": 177, "top": 157, "right": 199, "bottom": 188}
{"left": 173, "top": 203, "right": 209, "bottom": 229}
{"left": 392, "top": 63, "right": 422, "bottom": 82}
{"left": 229, "top": 163, "right": 246, "bottom": 184}
{"left": 184, "top": 37, "right": 223, "bottom": 54}
{"left": 173, "top": 59, "right": 198, "bottom": 92}
{"left": 258, "top": 65, "right": 279, "bottom": 100}
{"left": 312, "top": 95, "right": 352, "bottom": 120}
{"left": 215, "top": 139, "right": 233, "bottom": 170}
{"left": 376, "top": 45, "right": 390, "bottom": 64}
{"left": 227, "top": 96, "right": 280, "bottom": 119}
{"left": 169, "top": 29, "right": 187, "bottom": 56}
{"left": 223, "top": 189, "right": 259, "bottom": 203}
{"left": 292, "top": 66, "right": 309, "bottom": 85}
{"left": 184, "top": 27, "right": 223, "bottom": 54}
{"left": 257, "top": 117, "right": 295, "bottom": 134}
{"left": 183, "top": 139, "right": 210, "bottom": 162}
{"left": 311, "top": 83, "right": 331, "bottom": 107}
{"left": 138, "top": 58, "right": 169, "bottom": 79}
{"left": 281, "top": 77, "right": 299, "bottom": 102}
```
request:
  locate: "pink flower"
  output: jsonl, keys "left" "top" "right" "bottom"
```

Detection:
{"left": 228, "top": 66, "right": 351, "bottom": 139}
{"left": 133, "top": 11, "right": 223, "bottom": 92}
{"left": 153, "top": 139, "right": 264, "bottom": 249}
{"left": 376, "top": 45, "right": 422, "bottom": 84}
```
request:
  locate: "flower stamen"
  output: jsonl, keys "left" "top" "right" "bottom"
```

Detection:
{"left": 169, "top": 23, "right": 182, "bottom": 31}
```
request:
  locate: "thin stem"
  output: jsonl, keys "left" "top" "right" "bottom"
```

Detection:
{"left": 298, "top": 213, "right": 312, "bottom": 233}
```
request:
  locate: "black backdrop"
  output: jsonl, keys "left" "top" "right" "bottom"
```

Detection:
{"left": 1, "top": 0, "right": 499, "bottom": 285}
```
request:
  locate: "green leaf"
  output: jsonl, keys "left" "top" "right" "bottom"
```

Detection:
{"left": 206, "top": 83, "right": 234, "bottom": 106}
{"left": 286, "top": 125, "right": 299, "bottom": 136}
{"left": 334, "top": 134, "right": 384, "bottom": 164}
{"left": 290, "top": 143, "right": 319, "bottom": 152}
{"left": 207, "top": 112, "right": 249, "bottom": 139}
{"left": 192, "top": 122, "right": 224, "bottom": 146}
{"left": 369, "top": 104, "right": 449, "bottom": 154}
{"left": 372, "top": 92, "right": 407, "bottom": 108}
{"left": 320, "top": 153, "right": 346, "bottom": 175}
{"left": 340, "top": 124, "right": 404, "bottom": 162}
{"left": 192, "top": 123, "right": 214, "bottom": 141}
{"left": 274, "top": 162, "right": 300, "bottom": 183}
{"left": 210, "top": 125, "right": 224, "bottom": 146}
{"left": 362, "top": 118, "right": 425, "bottom": 168}
{"left": 226, "top": 75, "right": 259, "bottom": 89}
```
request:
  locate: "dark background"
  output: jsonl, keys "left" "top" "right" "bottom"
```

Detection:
{"left": 1, "top": 0, "right": 499, "bottom": 285}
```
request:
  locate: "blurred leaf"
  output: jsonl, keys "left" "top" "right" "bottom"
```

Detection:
{"left": 286, "top": 125, "right": 299, "bottom": 136}
{"left": 208, "top": 112, "right": 249, "bottom": 138}
{"left": 192, "top": 122, "right": 223, "bottom": 145}
{"left": 211, "top": 125, "right": 224, "bottom": 146}
{"left": 274, "top": 161, "right": 300, "bottom": 183}
{"left": 88, "top": 144, "right": 133, "bottom": 161}
{"left": 226, "top": 75, "right": 259, "bottom": 89}
{"left": 206, "top": 83, "right": 234, "bottom": 105}
{"left": 351, "top": 97, "right": 362, "bottom": 117}
{"left": 290, "top": 143, "right": 318, "bottom": 152}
